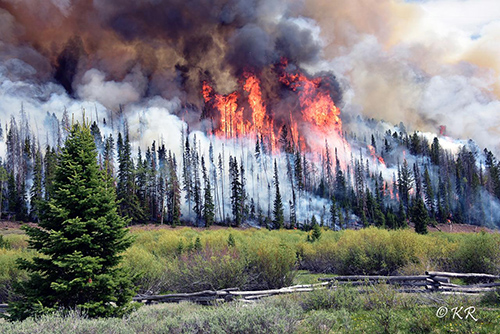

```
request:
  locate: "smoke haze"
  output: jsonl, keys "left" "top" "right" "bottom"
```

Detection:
{"left": 0, "top": 0, "right": 499, "bottom": 151}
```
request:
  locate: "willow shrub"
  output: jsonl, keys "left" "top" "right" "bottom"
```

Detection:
{"left": 451, "top": 232, "right": 500, "bottom": 274}
{"left": 0, "top": 248, "right": 32, "bottom": 303}
{"left": 164, "top": 246, "right": 248, "bottom": 292}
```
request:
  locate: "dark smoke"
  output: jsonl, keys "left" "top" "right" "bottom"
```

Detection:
{"left": 0, "top": 0, "right": 334, "bottom": 109}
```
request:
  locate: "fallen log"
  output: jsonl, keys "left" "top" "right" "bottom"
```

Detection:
{"left": 426, "top": 271, "right": 500, "bottom": 280}
{"left": 0, "top": 303, "right": 7, "bottom": 313}
{"left": 437, "top": 286, "right": 497, "bottom": 293}
{"left": 319, "top": 275, "right": 429, "bottom": 282}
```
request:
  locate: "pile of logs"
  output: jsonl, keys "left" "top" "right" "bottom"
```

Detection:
{"left": 133, "top": 283, "right": 329, "bottom": 304}
{"left": 318, "top": 271, "right": 500, "bottom": 294}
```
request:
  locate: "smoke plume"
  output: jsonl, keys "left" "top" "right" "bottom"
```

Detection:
{"left": 1, "top": 0, "right": 499, "bottom": 151}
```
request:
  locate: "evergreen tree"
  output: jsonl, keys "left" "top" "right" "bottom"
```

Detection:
{"left": 166, "top": 151, "right": 181, "bottom": 227}
{"left": 182, "top": 133, "right": 193, "bottom": 216}
{"left": 103, "top": 135, "right": 115, "bottom": 177}
{"left": 423, "top": 166, "right": 435, "bottom": 217}
{"left": 307, "top": 215, "right": 321, "bottom": 242}
{"left": 29, "top": 148, "right": 43, "bottom": 222}
{"left": 229, "top": 156, "right": 243, "bottom": 226}
{"left": 117, "top": 131, "right": 144, "bottom": 223}
{"left": 430, "top": 137, "right": 441, "bottom": 166}
{"left": 412, "top": 197, "right": 429, "bottom": 234}
{"left": 397, "top": 200, "right": 407, "bottom": 229}
{"left": 9, "top": 123, "right": 136, "bottom": 321}
{"left": 201, "top": 156, "right": 215, "bottom": 227}
{"left": 0, "top": 166, "right": 7, "bottom": 218}
{"left": 272, "top": 160, "right": 284, "bottom": 229}
{"left": 90, "top": 121, "right": 103, "bottom": 151}
{"left": 330, "top": 195, "right": 337, "bottom": 228}
{"left": 43, "top": 146, "right": 58, "bottom": 200}
{"left": 397, "top": 159, "right": 413, "bottom": 212}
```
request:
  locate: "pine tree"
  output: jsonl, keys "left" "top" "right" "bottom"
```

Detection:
{"left": 117, "top": 131, "right": 144, "bottom": 223}
{"left": 103, "top": 135, "right": 115, "bottom": 177}
{"left": 229, "top": 156, "right": 243, "bottom": 226}
{"left": 43, "top": 146, "right": 58, "bottom": 200}
{"left": 307, "top": 215, "right": 321, "bottom": 242}
{"left": 9, "top": 123, "right": 136, "bottom": 321}
{"left": 29, "top": 148, "right": 43, "bottom": 222}
{"left": 272, "top": 160, "right": 284, "bottom": 229}
{"left": 423, "top": 166, "right": 435, "bottom": 216}
{"left": 397, "top": 159, "right": 413, "bottom": 212}
{"left": 412, "top": 197, "right": 429, "bottom": 234}
{"left": 330, "top": 195, "right": 337, "bottom": 228}
{"left": 166, "top": 151, "right": 181, "bottom": 227}
{"left": 201, "top": 156, "right": 215, "bottom": 227}
{"left": 0, "top": 166, "right": 7, "bottom": 217}
{"left": 430, "top": 137, "right": 441, "bottom": 166}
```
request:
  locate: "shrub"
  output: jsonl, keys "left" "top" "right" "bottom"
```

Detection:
{"left": 246, "top": 242, "right": 297, "bottom": 290}
{"left": 0, "top": 235, "right": 10, "bottom": 249}
{"left": 0, "top": 249, "right": 31, "bottom": 303}
{"left": 452, "top": 232, "right": 500, "bottom": 275}
{"left": 301, "top": 285, "right": 363, "bottom": 312}
{"left": 165, "top": 246, "right": 248, "bottom": 292}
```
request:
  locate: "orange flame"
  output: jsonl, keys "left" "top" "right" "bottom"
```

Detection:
{"left": 202, "top": 60, "right": 346, "bottom": 157}
{"left": 367, "top": 145, "right": 386, "bottom": 166}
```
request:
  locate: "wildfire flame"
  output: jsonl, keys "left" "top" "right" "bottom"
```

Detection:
{"left": 202, "top": 59, "right": 346, "bottom": 156}
{"left": 367, "top": 145, "right": 386, "bottom": 166}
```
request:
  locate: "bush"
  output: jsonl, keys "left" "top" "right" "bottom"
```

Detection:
{"left": 246, "top": 242, "right": 297, "bottom": 290}
{"left": 0, "top": 249, "right": 31, "bottom": 303}
{"left": 301, "top": 286, "right": 363, "bottom": 312}
{"left": 165, "top": 246, "right": 247, "bottom": 292}
{"left": 452, "top": 232, "right": 500, "bottom": 275}
{"left": 0, "top": 235, "right": 10, "bottom": 249}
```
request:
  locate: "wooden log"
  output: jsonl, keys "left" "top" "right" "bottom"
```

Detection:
{"left": 319, "top": 275, "right": 429, "bottom": 282}
{"left": 287, "top": 282, "right": 329, "bottom": 289}
{"left": 132, "top": 290, "right": 223, "bottom": 302}
{"left": 230, "top": 287, "right": 317, "bottom": 297}
{"left": 426, "top": 271, "right": 500, "bottom": 280}
{"left": 0, "top": 303, "right": 8, "bottom": 313}
{"left": 243, "top": 294, "right": 273, "bottom": 300}
{"left": 439, "top": 282, "right": 500, "bottom": 289}
{"left": 430, "top": 276, "right": 450, "bottom": 283}
{"left": 437, "top": 286, "right": 496, "bottom": 293}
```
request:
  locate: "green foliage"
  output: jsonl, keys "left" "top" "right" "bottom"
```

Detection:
{"left": 452, "top": 232, "right": 500, "bottom": 274}
{"left": 0, "top": 235, "right": 11, "bottom": 249}
{"left": 412, "top": 197, "right": 428, "bottom": 234}
{"left": 227, "top": 233, "right": 236, "bottom": 247}
{"left": 301, "top": 285, "right": 363, "bottom": 312}
{"left": 310, "top": 219, "right": 322, "bottom": 242}
{"left": 165, "top": 246, "right": 248, "bottom": 292}
{"left": 272, "top": 160, "right": 284, "bottom": 229}
{"left": 8, "top": 123, "right": 137, "bottom": 321}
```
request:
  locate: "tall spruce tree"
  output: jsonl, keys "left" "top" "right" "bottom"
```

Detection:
{"left": 201, "top": 156, "right": 215, "bottom": 227}
{"left": 9, "top": 123, "right": 136, "bottom": 321}
{"left": 412, "top": 197, "right": 429, "bottom": 234}
{"left": 272, "top": 159, "right": 284, "bottom": 229}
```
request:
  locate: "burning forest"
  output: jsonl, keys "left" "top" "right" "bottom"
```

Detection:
{"left": 1, "top": 0, "right": 500, "bottom": 230}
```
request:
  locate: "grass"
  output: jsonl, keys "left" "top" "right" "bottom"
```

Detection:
{"left": 1, "top": 285, "right": 499, "bottom": 333}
